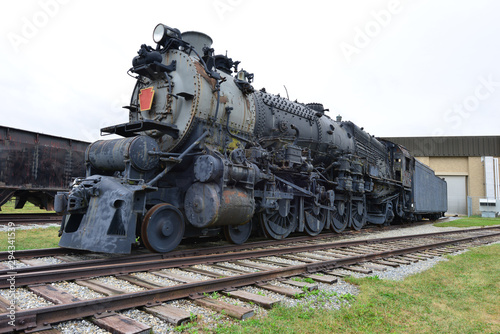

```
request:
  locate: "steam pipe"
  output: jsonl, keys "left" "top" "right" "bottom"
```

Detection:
{"left": 147, "top": 130, "right": 210, "bottom": 186}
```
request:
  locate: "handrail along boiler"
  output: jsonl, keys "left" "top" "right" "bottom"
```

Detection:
{"left": 55, "top": 24, "right": 447, "bottom": 253}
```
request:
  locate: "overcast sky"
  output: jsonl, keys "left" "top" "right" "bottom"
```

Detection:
{"left": 1, "top": 0, "right": 499, "bottom": 142}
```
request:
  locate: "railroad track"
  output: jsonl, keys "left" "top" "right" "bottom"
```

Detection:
{"left": 1, "top": 226, "right": 499, "bottom": 333}
{"left": 0, "top": 226, "right": 492, "bottom": 281}
{"left": 0, "top": 213, "right": 60, "bottom": 225}
{"left": 0, "top": 218, "right": 442, "bottom": 262}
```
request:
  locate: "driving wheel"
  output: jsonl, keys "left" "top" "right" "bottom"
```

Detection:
{"left": 261, "top": 199, "right": 297, "bottom": 240}
{"left": 350, "top": 197, "right": 367, "bottom": 231}
{"left": 329, "top": 200, "right": 349, "bottom": 233}
{"left": 304, "top": 199, "right": 326, "bottom": 236}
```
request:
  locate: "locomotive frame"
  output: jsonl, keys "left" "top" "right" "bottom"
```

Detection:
{"left": 55, "top": 24, "right": 447, "bottom": 254}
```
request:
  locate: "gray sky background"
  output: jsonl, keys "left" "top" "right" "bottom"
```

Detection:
{"left": 1, "top": 0, "right": 499, "bottom": 142}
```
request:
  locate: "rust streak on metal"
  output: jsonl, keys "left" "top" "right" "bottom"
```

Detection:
{"left": 219, "top": 95, "right": 228, "bottom": 104}
{"left": 194, "top": 61, "right": 216, "bottom": 90}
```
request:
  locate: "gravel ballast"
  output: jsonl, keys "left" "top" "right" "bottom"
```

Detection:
{"left": 4, "top": 221, "right": 498, "bottom": 333}
{"left": 0, "top": 223, "right": 59, "bottom": 232}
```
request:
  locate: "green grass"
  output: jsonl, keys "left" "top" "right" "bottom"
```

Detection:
{"left": 435, "top": 216, "right": 500, "bottom": 228}
{"left": 206, "top": 243, "right": 500, "bottom": 334}
{"left": 0, "top": 226, "right": 60, "bottom": 251}
{"left": 0, "top": 199, "right": 54, "bottom": 214}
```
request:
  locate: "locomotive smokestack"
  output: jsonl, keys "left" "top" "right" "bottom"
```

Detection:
{"left": 181, "top": 31, "right": 213, "bottom": 53}
{"left": 336, "top": 114, "right": 342, "bottom": 122}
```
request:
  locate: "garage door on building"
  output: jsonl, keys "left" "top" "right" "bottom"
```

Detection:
{"left": 440, "top": 176, "right": 467, "bottom": 215}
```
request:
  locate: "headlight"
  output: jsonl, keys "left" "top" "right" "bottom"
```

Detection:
{"left": 153, "top": 24, "right": 166, "bottom": 43}
{"left": 153, "top": 24, "right": 180, "bottom": 44}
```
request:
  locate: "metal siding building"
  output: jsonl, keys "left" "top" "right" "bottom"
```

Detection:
{"left": 381, "top": 136, "right": 500, "bottom": 157}
{"left": 381, "top": 136, "right": 500, "bottom": 216}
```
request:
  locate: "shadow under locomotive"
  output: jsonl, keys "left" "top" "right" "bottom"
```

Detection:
{"left": 55, "top": 24, "right": 447, "bottom": 254}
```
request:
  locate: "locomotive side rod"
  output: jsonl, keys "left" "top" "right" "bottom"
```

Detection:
{"left": 274, "top": 175, "right": 315, "bottom": 197}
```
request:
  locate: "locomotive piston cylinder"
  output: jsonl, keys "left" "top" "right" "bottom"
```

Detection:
{"left": 184, "top": 182, "right": 254, "bottom": 228}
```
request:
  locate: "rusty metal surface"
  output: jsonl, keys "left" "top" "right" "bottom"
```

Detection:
{"left": 0, "top": 227, "right": 344, "bottom": 261}
{"left": 0, "top": 247, "right": 87, "bottom": 262}
{"left": 0, "top": 126, "right": 88, "bottom": 209}
{"left": 0, "top": 221, "right": 380, "bottom": 261}
{"left": 1, "top": 227, "right": 499, "bottom": 289}
{"left": 0, "top": 213, "right": 60, "bottom": 224}
{"left": 184, "top": 182, "right": 254, "bottom": 228}
{"left": 0, "top": 225, "right": 486, "bottom": 273}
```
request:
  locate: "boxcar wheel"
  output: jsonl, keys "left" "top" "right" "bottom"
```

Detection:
{"left": 141, "top": 203, "right": 185, "bottom": 253}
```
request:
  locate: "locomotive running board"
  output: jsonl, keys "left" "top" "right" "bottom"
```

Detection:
{"left": 101, "top": 120, "right": 179, "bottom": 139}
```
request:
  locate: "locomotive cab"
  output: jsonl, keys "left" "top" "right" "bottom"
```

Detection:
{"left": 392, "top": 144, "right": 414, "bottom": 188}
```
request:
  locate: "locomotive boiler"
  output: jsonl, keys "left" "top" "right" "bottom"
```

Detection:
{"left": 55, "top": 24, "right": 447, "bottom": 253}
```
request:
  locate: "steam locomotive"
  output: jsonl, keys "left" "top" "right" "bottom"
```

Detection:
{"left": 55, "top": 24, "right": 447, "bottom": 253}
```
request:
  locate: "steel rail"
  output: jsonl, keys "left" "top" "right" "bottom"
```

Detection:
{"left": 2, "top": 229, "right": 499, "bottom": 333}
{"left": 0, "top": 213, "right": 60, "bottom": 224}
{"left": 0, "top": 224, "right": 366, "bottom": 261}
{"left": 0, "top": 219, "right": 443, "bottom": 261}
{"left": 0, "top": 227, "right": 356, "bottom": 261}
{"left": 1, "top": 226, "right": 498, "bottom": 275}
{"left": 0, "top": 248, "right": 87, "bottom": 262}
{"left": 1, "top": 227, "right": 499, "bottom": 289}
